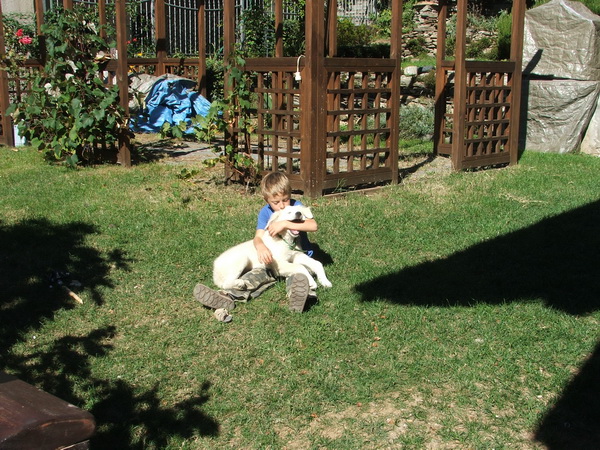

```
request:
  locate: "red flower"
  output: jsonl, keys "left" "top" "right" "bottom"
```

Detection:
{"left": 16, "top": 29, "right": 24, "bottom": 37}
{"left": 19, "top": 36, "right": 33, "bottom": 45}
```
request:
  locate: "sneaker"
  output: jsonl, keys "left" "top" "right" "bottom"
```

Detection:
{"left": 286, "top": 274, "right": 309, "bottom": 312}
{"left": 193, "top": 284, "right": 235, "bottom": 310}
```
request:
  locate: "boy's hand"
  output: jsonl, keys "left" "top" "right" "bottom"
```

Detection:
{"left": 254, "top": 229, "right": 273, "bottom": 264}
{"left": 257, "top": 246, "right": 273, "bottom": 264}
{"left": 267, "top": 220, "right": 292, "bottom": 237}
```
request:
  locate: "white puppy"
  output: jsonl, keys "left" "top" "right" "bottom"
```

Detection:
{"left": 213, "top": 205, "right": 332, "bottom": 291}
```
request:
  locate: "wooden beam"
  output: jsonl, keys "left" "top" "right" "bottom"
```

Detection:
{"left": 509, "top": 0, "right": 526, "bottom": 165}
{"left": 302, "top": 0, "right": 326, "bottom": 197}
{"left": 275, "top": 0, "right": 283, "bottom": 57}
{"left": 34, "top": 0, "right": 46, "bottom": 65}
{"left": 223, "top": 0, "right": 235, "bottom": 62}
{"left": 197, "top": 0, "right": 207, "bottom": 96}
{"left": 452, "top": 0, "right": 469, "bottom": 171}
{"left": 223, "top": 0, "right": 236, "bottom": 172}
{"left": 115, "top": 0, "right": 131, "bottom": 166}
{"left": 98, "top": 0, "right": 107, "bottom": 39}
{"left": 388, "top": 0, "right": 402, "bottom": 184}
{"left": 326, "top": 0, "right": 337, "bottom": 57}
{"left": 0, "top": 0, "right": 14, "bottom": 147}
{"left": 434, "top": 0, "right": 449, "bottom": 156}
{"left": 155, "top": 0, "right": 167, "bottom": 75}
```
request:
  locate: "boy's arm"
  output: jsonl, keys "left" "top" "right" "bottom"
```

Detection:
{"left": 253, "top": 229, "right": 273, "bottom": 264}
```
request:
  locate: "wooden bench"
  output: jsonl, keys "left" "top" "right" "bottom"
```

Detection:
{"left": 0, "top": 372, "right": 95, "bottom": 450}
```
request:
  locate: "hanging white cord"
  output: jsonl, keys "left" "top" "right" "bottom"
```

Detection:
{"left": 295, "top": 55, "right": 305, "bottom": 81}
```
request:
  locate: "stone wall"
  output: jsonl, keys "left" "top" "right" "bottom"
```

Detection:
{"left": 402, "top": 0, "right": 511, "bottom": 59}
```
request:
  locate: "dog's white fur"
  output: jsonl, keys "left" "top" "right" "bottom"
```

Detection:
{"left": 213, "top": 205, "right": 332, "bottom": 291}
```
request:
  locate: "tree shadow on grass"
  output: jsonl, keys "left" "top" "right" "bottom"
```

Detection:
{"left": 355, "top": 200, "right": 600, "bottom": 448}
{"left": 0, "top": 218, "right": 126, "bottom": 355}
{"left": 354, "top": 199, "right": 600, "bottom": 315}
{"left": 534, "top": 340, "right": 600, "bottom": 449}
{"left": 0, "top": 218, "right": 220, "bottom": 446}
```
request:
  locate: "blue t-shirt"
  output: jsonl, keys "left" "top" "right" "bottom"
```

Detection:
{"left": 257, "top": 199, "right": 313, "bottom": 256}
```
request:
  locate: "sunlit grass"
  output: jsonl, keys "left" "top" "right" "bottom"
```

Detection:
{"left": 1, "top": 148, "right": 600, "bottom": 448}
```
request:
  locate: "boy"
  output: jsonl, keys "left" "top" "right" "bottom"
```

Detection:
{"left": 194, "top": 172, "right": 319, "bottom": 313}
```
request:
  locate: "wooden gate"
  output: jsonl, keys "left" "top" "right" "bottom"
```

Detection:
{"left": 240, "top": 57, "right": 400, "bottom": 195}
{"left": 434, "top": 0, "right": 525, "bottom": 170}
{"left": 228, "top": 0, "right": 402, "bottom": 196}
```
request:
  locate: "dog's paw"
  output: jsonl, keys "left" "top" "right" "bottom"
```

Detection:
{"left": 320, "top": 279, "right": 332, "bottom": 288}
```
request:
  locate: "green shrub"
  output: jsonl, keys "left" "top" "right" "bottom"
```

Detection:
{"left": 7, "top": 7, "right": 125, "bottom": 166}
{"left": 466, "top": 36, "right": 494, "bottom": 59}
{"left": 240, "top": 4, "right": 275, "bottom": 57}
{"left": 283, "top": 16, "right": 305, "bottom": 56}
{"left": 337, "top": 18, "right": 373, "bottom": 47}
{"left": 406, "top": 36, "right": 428, "bottom": 57}
{"left": 496, "top": 10, "right": 513, "bottom": 60}
{"left": 205, "top": 55, "right": 225, "bottom": 100}
{"left": 372, "top": 8, "right": 392, "bottom": 38}
{"left": 399, "top": 104, "right": 434, "bottom": 140}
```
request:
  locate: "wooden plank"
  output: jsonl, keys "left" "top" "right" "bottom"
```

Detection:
{"left": 115, "top": 0, "right": 131, "bottom": 166}
{"left": 197, "top": 0, "right": 207, "bottom": 96}
{"left": 324, "top": 58, "right": 396, "bottom": 70}
{"left": 328, "top": 108, "right": 392, "bottom": 116}
{"left": 0, "top": 0, "right": 14, "bottom": 147}
{"left": 509, "top": 0, "right": 526, "bottom": 165}
{"left": 451, "top": 0, "right": 468, "bottom": 170}
{"left": 328, "top": 128, "right": 391, "bottom": 138}
{"left": 465, "top": 61, "right": 515, "bottom": 72}
{"left": 275, "top": 0, "right": 283, "bottom": 57}
{"left": 0, "top": 372, "right": 95, "bottom": 449}
{"left": 388, "top": 0, "right": 402, "bottom": 184}
{"left": 434, "top": 0, "right": 449, "bottom": 156}
{"left": 301, "top": 0, "right": 326, "bottom": 196}
{"left": 322, "top": 168, "right": 393, "bottom": 189}
{"left": 326, "top": 87, "right": 391, "bottom": 95}
{"left": 155, "top": 0, "right": 167, "bottom": 75}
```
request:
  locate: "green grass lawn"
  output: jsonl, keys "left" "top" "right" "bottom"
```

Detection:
{"left": 1, "top": 147, "right": 599, "bottom": 448}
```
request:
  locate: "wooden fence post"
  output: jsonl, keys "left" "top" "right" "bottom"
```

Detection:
{"left": 115, "top": 0, "right": 131, "bottom": 166}
{"left": 197, "top": 0, "right": 206, "bottom": 97}
{"left": 0, "top": 0, "right": 14, "bottom": 147}
{"left": 434, "top": 0, "right": 448, "bottom": 156}
{"left": 452, "top": 0, "right": 468, "bottom": 171}
{"left": 302, "top": 0, "right": 326, "bottom": 196}
{"left": 509, "top": 0, "right": 526, "bottom": 165}
{"left": 389, "top": 0, "right": 402, "bottom": 184}
{"left": 155, "top": 0, "right": 167, "bottom": 75}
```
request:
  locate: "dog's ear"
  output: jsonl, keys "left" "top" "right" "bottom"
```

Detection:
{"left": 300, "top": 206, "right": 313, "bottom": 219}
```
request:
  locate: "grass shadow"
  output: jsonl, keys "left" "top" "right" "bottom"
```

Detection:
{"left": 4, "top": 326, "right": 219, "bottom": 448}
{"left": 534, "top": 340, "right": 600, "bottom": 448}
{"left": 0, "top": 218, "right": 128, "bottom": 355}
{"left": 0, "top": 218, "right": 220, "bottom": 446}
{"left": 354, "top": 199, "right": 600, "bottom": 315}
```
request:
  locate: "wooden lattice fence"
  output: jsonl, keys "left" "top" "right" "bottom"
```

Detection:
{"left": 437, "top": 61, "right": 518, "bottom": 168}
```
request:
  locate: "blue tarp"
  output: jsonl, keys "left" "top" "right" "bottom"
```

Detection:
{"left": 130, "top": 75, "right": 211, "bottom": 133}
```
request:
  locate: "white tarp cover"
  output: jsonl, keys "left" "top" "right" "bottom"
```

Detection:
{"left": 523, "top": 0, "right": 600, "bottom": 81}
{"left": 581, "top": 97, "right": 600, "bottom": 155}
{"left": 522, "top": 0, "right": 600, "bottom": 154}
{"left": 521, "top": 79, "right": 600, "bottom": 153}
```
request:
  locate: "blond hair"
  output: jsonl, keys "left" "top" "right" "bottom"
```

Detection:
{"left": 261, "top": 172, "right": 291, "bottom": 199}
